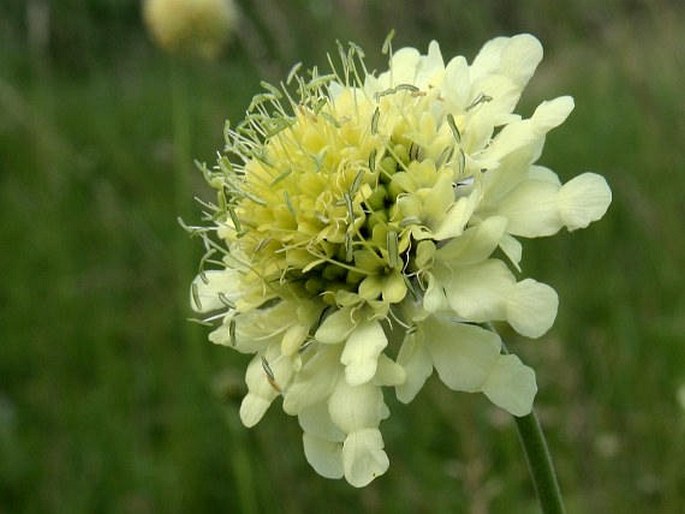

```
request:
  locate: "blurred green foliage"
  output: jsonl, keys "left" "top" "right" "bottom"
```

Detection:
{"left": 1, "top": 1, "right": 684, "bottom": 513}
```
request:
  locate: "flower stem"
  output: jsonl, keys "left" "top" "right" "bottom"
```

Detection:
{"left": 493, "top": 331, "right": 566, "bottom": 514}
{"left": 170, "top": 60, "right": 203, "bottom": 372}
{"left": 514, "top": 407, "right": 566, "bottom": 514}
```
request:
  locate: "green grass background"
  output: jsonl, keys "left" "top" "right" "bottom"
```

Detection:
{"left": 1, "top": 0, "right": 684, "bottom": 512}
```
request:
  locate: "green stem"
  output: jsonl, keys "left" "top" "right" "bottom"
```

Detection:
{"left": 170, "top": 60, "right": 203, "bottom": 372}
{"left": 494, "top": 331, "right": 566, "bottom": 514}
{"left": 225, "top": 409, "right": 260, "bottom": 514}
{"left": 514, "top": 410, "right": 566, "bottom": 514}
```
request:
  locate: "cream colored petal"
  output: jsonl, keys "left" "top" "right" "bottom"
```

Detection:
{"left": 395, "top": 329, "right": 433, "bottom": 403}
{"left": 462, "top": 109, "right": 497, "bottom": 152}
{"left": 342, "top": 428, "right": 390, "bottom": 488}
{"left": 470, "top": 34, "right": 542, "bottom": 94}
{"left": 340, "top": 320, "right": 388, "bottom": 386}
{"left": 530, "top": 96, "right": 575, "bottom": 131}
{"left": 436, "top": 215, "right": 507, "bottom": 265}
{"left": 496, "top": 179, "right": 563, "bottom": 237}
{"left": 499, "top": 34, "right": 544, "bottom": 88}
{"left": 359, "top": 275, "right": 383, "bottom": 301}
{"left": 442, "top": 259, "right": 514, "bottom": 321}
{"left": 423, "top": 272, "right": 449, "bottom": 313}
{"left": 482, "top": 354, "right": 537, "bottom": 416}
{"left": 328, "top": 380, "right": 386, "bottom": 433}
{"left": 431, "top": 187, "right": 482, "bottom": 240}
{"left": 558, "top": 172, "right": 612, "bottom": 231}
{"left": 298, "top": 401, "right": 345, "bottom": 441}
{"left": 381, "top": 271, "right": 407, "bottom": 304}
{"left": 415, "top": 40, "right": 445, "bottom": 88}
{"left": 387, "top": 47, "right": 421, "bottom": 85}
{"left": 281, "top": 323, "right": 309, "bottom": 356}
{"left": 470, "top": 73, "right": 520, "bottom": 118}
{"left": 302, "top": 433, "right": 344, "bottom": 479}
{"left": 315, "top": 307, "right": 356, "bottom": 344}
{"left": 372, "top": 354, "right": 406, "bottom": 387}
{"left": 422, "top": 175, "right": 455, "bottom": 223}
{"left": 415, "top": 240, "right": 436, "bottom": 270}
{"left": 425, "top": 318, "right": 501, "bottom": 392}
{"left": 498, "top": 233, "right": 522, "bottom": 271}
{"left": 528, "top": 165, "right": 561, "bottom": 185}
{"left": 282, "top": 345, "right": 342, "bottom": 415}
{"left": 239, "top": 393, "right": 271, "bottom": 428}
{"left": 479, "top": 137, "right": 545, "bottom": 205}
{"left": 506, "top": 279, "right": 559, "bottom": 338}
{"left": 230, "top": 307, "right": 290, "bottom": 353}
{"left": 482, "top": 119, "right": 538, "bottom": 163}
{"left": 239, "top": 345, "right": 293, "bottom": 426}
{"left": 443, "top": 55, "right": 470, "bottom": 109}
{"left": 189, "top": 270, "right": 238, "bottom": 313}
{"left": 470, "top": 36, "right": 510, "bottom": 81}
{"left": 483, "top": 96, "right": 574, "bottom": 163}
{"left": 234, "top": 300, "right": 294, "bottom": 340}
{"left": 208, "top": 316, "right": 273, "bottom": 354}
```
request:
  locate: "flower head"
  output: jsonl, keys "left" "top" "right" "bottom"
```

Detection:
{"left": 189, "top": 34, "right": 611, "bottom": 487}
{"left": 143, "top": 0, "right": 236, "bottom": 59}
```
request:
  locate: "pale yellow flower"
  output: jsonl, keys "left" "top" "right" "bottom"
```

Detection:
{"left": 189, "top": 34, "right": 611, "bottom": 486}
{"left": 143, "top": 0, "right": 236, "bottom": 59}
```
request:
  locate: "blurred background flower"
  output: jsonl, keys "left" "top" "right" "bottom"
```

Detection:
{"left": 1, "top": 0, "right": 683, "bottom": 513}
{"left": 143, "top": 0, "right": 237, "bottom": 59}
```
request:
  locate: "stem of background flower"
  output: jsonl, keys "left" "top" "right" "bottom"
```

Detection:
{"left": 170, "top": 61, "right": 259, "bottom": 514}
{"left": 171, "top": 61, "right": 203, "bottom": 372}
{"left": 514, "top": 410, "right": 566, "bottom": 514}
{"left": 225, "top": 407, "right": 260, "bottom": 514}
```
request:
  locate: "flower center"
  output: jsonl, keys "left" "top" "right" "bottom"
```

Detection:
{"left": 211, "top": 72, "right": 469, "bottom": 311}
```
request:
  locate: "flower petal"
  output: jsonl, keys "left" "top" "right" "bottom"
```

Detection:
{"left": 443, "top": 55, "right": 470, "bottom": 109}
{"left": 483, "top": 96, "right": 574, "bottom": 163}
{"left": 385, "top": 47, "right": 421, "bottom": 86}
{"left": 424, "top": 317, "right": 501, "bottom": 392}
{"left": 340, "top": 320, "right": 388, "bottom": 386}
{"left": 283, "top": 345, "right": 341, "bottom": 415}
{"left": 531, "top": 96, "right": 575, "bottom": 132}
{"left": 470, "top": 36, "right": 508, "bottom": 74}
{"left": 558, "top": 172, "right": 612, "bottom": 231}
{"left": 496, "top": 179, "right": 563, "bottom": 237}
{"left": 395, "top": 330, "right": 433, "bottom": 403}
{"left": 499, "top": 34, "right": 544, "bottom": 88}
{"left": 342, "top": 428, "right": 390, "bottom": 487}
{"left": 432, "top": 187, "right": 482, "bottom": 240}
{"left": 415, "top": 40, "right": 445, "bottom": 88}
{"left": 442, "top": 259, "right": 514, "bottom": 321}
{"left": 436, "top": 215, "right": 507, "bottom": 265}
{"left": 303, "top": 433, "right": 344, "bottom": 479}
{"left": 499, "top": 233, "right": 522, "bottom": 271}
{"left": 298, "top": 401, "right": 345, "bottom": 441}
{"left": 506, "top": 279, "right": 558, "bottom": 338}
{"left": 381, "top": 271, "right": 408, "bottom": 304}
{"left": 239, "top": 393, "right": 271, "bottom": 428}
{"left": 281, "top": 323, "right": 309, "bottom": 356}
{"left": 482, "top": 354, "right": 537, "bottom": 416}
{"left": 372, "top": 354, "right": 406, "bottom": 387}
{"left": 423, "top": 272, "right": 449, "bottom": 313}
{"left": 528, "top": 165, "right": 561, "bottom": 185}
{"left": 328, "top": 380, "right": 386, "bottom": 433}
{"left": 239, "top": 345, "right": 293, "bottom": 426}
{"left": 189, "top": 270, "right": 238, "bottom": 313}
{"left": 315, "top": 307, "right": 356, "bottom": 344}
